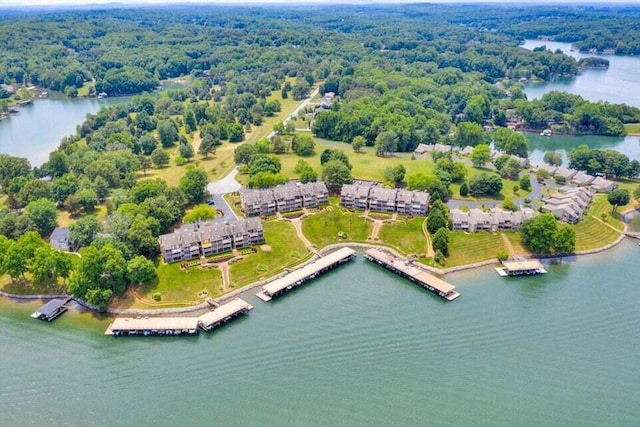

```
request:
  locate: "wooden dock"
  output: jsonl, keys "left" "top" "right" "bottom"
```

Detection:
{"left": 256, "top": 247, "right": 357, "bottom": 301}
{"left": 495, "top": 260, "right": 546, "bottom": 276}
{"left": 104, "top": 298, "right": 254, "bottom": 337}
{"left": 364, "top": 248, "right": 461, "bottom": 301}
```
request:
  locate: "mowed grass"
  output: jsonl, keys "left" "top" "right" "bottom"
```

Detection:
{"left": 229, "top": 220, "right": 309, "bottom": 287}
{"left": 624, "top": 123, "right": 640, "bottom": 135}
{"left": 446, "top": 232, "right": 507, "bottom": 267}
{"left": 573, "top": 195, "right": 624, "bottom": 251}
{"left": 134, "top": 261, "right": 224, "bottom": 307}
{"left": 504, "top": 231, "right": 531, "bottom": 256}
{"left": 378, "top": 217, "right": 428, "bottom": 256}
{"left": 301, "top": 198, "right": 373, "bottom": 248}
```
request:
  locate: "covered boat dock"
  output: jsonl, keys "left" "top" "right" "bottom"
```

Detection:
{"left": 364, "top": 248, "right": 460, "bottom": 301}
{"left": 31, "top": 297, "right": 72, "bottom": 321}
{"left": 496, "top": 260, "right": 547, "bottom": 276}
{"left": 105, "top": 317, "right": 200, "bottom": 336}
{"left": 105, "top": 298, "right": 254, "bottom": 337}
{"left": 256, "top": 247, "right": 357, "bottom": 301}
{"left": 198, "top": 298, "right": 254, "bottom": 331}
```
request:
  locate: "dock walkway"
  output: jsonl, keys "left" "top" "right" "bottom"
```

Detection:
{"left": 364, "top": 248, "right": 460, "bottom": 301}
{"left": 256, "top": 247, "right": 356, "bottom": 301}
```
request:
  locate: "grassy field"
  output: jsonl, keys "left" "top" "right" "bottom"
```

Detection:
{"left": 445, "top": 232, "right": 507, "bottom": 267}
{"left": 133, "top": 261, "right": 224, "bottom": 307}
{"left": 301, "top": 198, "right": 373, "bottom": 248}
{"left": 56, "top": 204, "right": 108, "bottom": 228}
{"left": 378, "top": 217, "right": 428, "bottom": 256}
{"left": 573, "top": 195, "right": 625, "bottom": 251}
{"left": 229, "top": 220, "right": 310, "bottom": 287}
{"left": 624, "top": 123, "right": 640, "bottom": 135}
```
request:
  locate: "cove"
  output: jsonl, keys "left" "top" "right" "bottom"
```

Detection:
{"left": 0, "top": 93, "right": 130, "bottom": 166}
{"left": 521, "top": 40, "right": 640, "bottom": 108}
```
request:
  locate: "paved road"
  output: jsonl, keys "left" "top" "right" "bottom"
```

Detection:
{"left": 266, "top": 87, "right": 320, "bottom": 140}
{"left": 206, "top": 168, "right": 242, "bottom": 222}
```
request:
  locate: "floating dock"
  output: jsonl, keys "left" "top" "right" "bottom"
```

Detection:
{"left": 495, "top": 260, "right": 546, "bottom": 277}
{"left": 256, "top": 247, "right": 357, "bottom": 302}
{"left": 31, "top": 297, "right": 73, "bottom": 321}
{"left": 364, "top": 248, "right": 461, "bottom": 301}
{"left": 105, "top": 298, "right": 254, "bottom": 336}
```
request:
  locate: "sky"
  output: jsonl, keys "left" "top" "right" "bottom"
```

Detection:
{"left": 3, "top": 0, "right": 640, "bottom": 6}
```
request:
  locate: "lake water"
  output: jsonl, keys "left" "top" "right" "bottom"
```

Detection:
{"left": 527, "top": 133, "right": 640, "bottom": 164}
{"left": 0, "top": 94, "right": 130, "bottom": 166}
{"left": 2, "top": 241, "right": 639, "bottom": 426}
{"left": 522, "top": 40, "right": 640, "bottom": 108}
{"left": 519, "top": 40, "right": 640, "bottom": 163}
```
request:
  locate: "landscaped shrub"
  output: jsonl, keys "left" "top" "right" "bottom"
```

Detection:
{"left": 256, "top": 264, "right": 267, "bottom": 272}
{"left": 152, "top": 292, "right": 162, "bottom": 301}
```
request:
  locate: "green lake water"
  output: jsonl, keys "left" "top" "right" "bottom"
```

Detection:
{"left": 2, "top": 241, "right": 639, "bottom": 426}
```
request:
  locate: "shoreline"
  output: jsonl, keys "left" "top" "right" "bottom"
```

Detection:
{"left": 1, "top": 229, "right": 634, "bottom": 316}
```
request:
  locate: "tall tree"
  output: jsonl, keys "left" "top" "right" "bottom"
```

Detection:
{"left": 24, "top": 198, "right": 58, "bottom": 236}
{"left": 607, "top": 189, "right": 630, "bottom": 214}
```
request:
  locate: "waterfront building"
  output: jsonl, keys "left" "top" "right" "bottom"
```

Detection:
{"left": 241, "top": 182, "right": 329, "bottom": 217}
{"left": 340, "top": 183, "right": 430, "bottom": 215}
{"left": 158, "top": 218, "right": 264, "bottom": 263}
{"left": 541, "top": 186, "right": 594, "bottom": 224}
{"left": 450, "top": 207, "right": 537, "bottom": 232}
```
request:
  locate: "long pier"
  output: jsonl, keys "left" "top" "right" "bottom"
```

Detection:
{"left": 256, "top": 247, "right": 357, "bottom": 302}
{"left": 104, "top": 298, "right": 253, "bottom": 336}
{"left": 364, "top": 248, "right": 461, "bottom": 301}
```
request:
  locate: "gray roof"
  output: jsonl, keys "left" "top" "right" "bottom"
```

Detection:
{"left": 369, "top": 187, "right": 397, "bottom": 203}
{"left": 50, "top": 227, "right": 71, "bottom": 250}
{"left": 36, "top": 299, "right": 66, "bottom": 317}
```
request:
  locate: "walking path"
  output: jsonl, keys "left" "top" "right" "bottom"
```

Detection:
{"left": 219, "top": 262, "right": 231, "bottom": 290}
{"left": 501, "top": 233, "right": 517, "bottom": 257}
{"left": 370, "top": 220, "right": 383, "bottom": 240}
{"left": 291, "top": 218, "right": 318, "bottom": 255}
{"left": 591, "top": 215, "right": 625, "bottom": 234}
{"left": 422, "top": 220, "right": 435, "bottom": 257}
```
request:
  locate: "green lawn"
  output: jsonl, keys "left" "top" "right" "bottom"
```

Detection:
{"left": 141, "top": 261, "right": 224, "bottom": 306}
{"left": 445, "top": 232, "right": 507, "bottom": 267}
{"left": 228, "top": 220, "right": 310, "bottom": 287}
{"left": 573, "top": 195, "right": 624, "bottom": 251}
{"left": 301, "top": 198, "right": 373, "bottom": 248}
{"left": 378, "top": 217, "right": 428, "bottom": 256}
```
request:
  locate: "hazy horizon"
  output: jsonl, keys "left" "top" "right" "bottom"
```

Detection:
{"left": 3, "top": 0, "right": 640, "bottom": 7}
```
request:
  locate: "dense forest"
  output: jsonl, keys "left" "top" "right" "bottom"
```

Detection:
{"left": 1, "top": 4, "right": 639, "bottom": 308}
